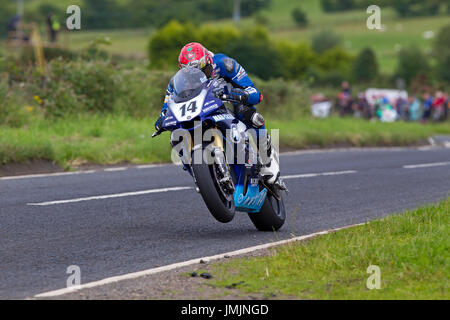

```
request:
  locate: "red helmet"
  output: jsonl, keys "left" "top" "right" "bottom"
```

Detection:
{"left": 178, "top": 42, "right": 214, "bottom": 78}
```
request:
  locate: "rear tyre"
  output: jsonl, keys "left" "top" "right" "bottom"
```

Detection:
{"left": 248, "top": 192, "right": 286, "bottom": 231}
{"left": 192, "top": 149, "right": 235, "bottom": 223}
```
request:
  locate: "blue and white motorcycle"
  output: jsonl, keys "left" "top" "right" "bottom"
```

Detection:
{"left": 153, "top": 67, "right": 286, "bottom": 231}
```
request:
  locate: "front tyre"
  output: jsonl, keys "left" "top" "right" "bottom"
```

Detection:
{"left": 248, "top": 192, "right": 286, "bottom": 231}
{"left": 192, "top": 149, "right": 235, "bottom": 223}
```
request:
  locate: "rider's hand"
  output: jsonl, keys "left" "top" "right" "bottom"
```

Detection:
{"left": 154, "top": 110, "right": 167, "bottom": 132}
{"left": 230, "top": 88, "right": 249, "bottom": 105}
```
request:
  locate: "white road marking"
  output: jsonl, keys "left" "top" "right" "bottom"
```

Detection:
{"left": 136, "top": 164, "right": 168, "bottom": 169}
{"left": 32, "top": 222, "right": 365, "bottom": 298}
{"left": 403, "top": 161, "right": 450, "bottom": 169}
{"left": 104, "top": 167, "right": 128, "bottom": 172}
{"left": 0, "top": 170, "right": 96, "bottom": 181}
{"left": 26, "top": 170, "right": 357, "bottom": 206}
{"left": 27, "top": 186, "right": 193, "bottom": 206}
{"left": 282, "top": 170, "right": 357, "bottom": 180}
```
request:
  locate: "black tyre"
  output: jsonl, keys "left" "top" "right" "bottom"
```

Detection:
{"left": 192, "top": 149, "right": 235, "bottom": 223}
{"left": 248, "top": 192, "right": 286, "bottom": 231}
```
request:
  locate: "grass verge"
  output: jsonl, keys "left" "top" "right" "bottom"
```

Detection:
{"left": 207, "top": 198, "right": 450, "bottom": 299}
{"left": 1, "top": 116, "right": 449, "bottom": 169}
{"left": 0, "top": 116, "right": 450, "bottom": 168}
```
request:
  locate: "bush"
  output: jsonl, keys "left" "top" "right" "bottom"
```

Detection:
{"left": 225, "top": 27, "right": 283, "bottom": 80}
{"left": 277, "top": 41, "right": 317, "bottom": 80}
{"left": 395, "top": 46, "right": 430, "bottom": 85}
{"left": 317, "top": 47, "right": 354, "bottom": 74}
{"left": 392, "top": 0, "right": 446, "bottom": 17}
{"left": 148, "top": 20, "right": 198, "bottom": 69}
{"left": 292, "top": 8, "right": 308, "bottom": 28}
{"left": 352, "top": 48, "right": 379, "bottom": 82}
{"left": 311, "top": 30, "right": 342, "bottom": 54}
{"left": 148, "top": 22, "right": 283, "bottom": 80}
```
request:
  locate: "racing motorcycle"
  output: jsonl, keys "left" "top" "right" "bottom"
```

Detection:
{"left": 152, "top": 67, "right": 286, "bottom": 231}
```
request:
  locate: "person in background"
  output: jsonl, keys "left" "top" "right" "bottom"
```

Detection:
{"left": 407, "top": 95, "right": 422, "bottom": 122}
{"left": 395, "top": 96, "right": 408, "bottom": 120}
{"left": 432, "top": 91, "right": 446, "bottom": 122}
{"left": 422, "top": 92, "right": 433, "bottom": 123}
{"left": 47, "top": 12, "right": 60, "bottom": 43}
{"left": 6, "top": 15, "right": 29, "bottom": 42}
{"left": 356, "top": 92, "right": 370, "bottom": 119}
{"left": 444, "top": 92, "right": 449, "bottom": 120}
{"left": 7, "top": 15, "right": 21, "bottom": 34}
{"left": 337, "top": 81, "right": 353, "bottom": 116}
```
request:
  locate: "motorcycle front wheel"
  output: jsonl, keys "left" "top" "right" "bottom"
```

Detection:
{"left": 191, "top": 148, "right": 235, "bottom": 223}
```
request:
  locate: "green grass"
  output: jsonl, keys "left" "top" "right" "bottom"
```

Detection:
{"left": 66, "top": 28, "right": 152, "bottom": 58}
{"left": 0, "top": 115, "right": 171, "bottom": 168}
{"left": 271, "top": 117, "right": 450, "bottom": 149}
{"left": 208, "top": 198, "right": 450, "bottom": 299}
{"left": 1, "top": 115, "right": 449, "bottom": 168}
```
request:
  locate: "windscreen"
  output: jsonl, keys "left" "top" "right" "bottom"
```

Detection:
{"left": 172, "top": 67, "right": 208, "bottom": 103}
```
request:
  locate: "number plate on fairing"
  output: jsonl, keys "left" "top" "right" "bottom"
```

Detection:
{"left": 168, "top": 89, "right": 207, "bottom": 122}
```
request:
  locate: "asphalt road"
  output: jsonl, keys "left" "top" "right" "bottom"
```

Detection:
{"left": 1, "top": 147, "right": 449, "bottom": 299}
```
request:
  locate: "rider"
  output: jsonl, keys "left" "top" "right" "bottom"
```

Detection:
{"left": 154, "top": 42, "right": 283, "bottom": 189}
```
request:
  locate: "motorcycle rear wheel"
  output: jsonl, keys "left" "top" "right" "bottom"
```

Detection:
{"left": 248, "top": 191, "right": 286, "bottom": 231}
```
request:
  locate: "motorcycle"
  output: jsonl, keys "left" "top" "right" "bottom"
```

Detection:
{"left": 152, "top": 67, "right": 286, "bottom": 231}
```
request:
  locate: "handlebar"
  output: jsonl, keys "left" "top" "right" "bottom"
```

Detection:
{"left": 219, "top": 94, "right": 241, "bottom": 104}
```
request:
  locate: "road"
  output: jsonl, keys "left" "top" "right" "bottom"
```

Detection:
{"left": 0, "top": 147, "right": 449, "bottom": 299}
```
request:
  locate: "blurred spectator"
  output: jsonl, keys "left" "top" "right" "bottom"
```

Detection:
{"left": 47, "top": 12, "right": 60, "bottom": 43}
{"left": 444, "top": 93, "right": 449, "bottom": 120}
{"left": 337, "top": 81, "right": 353, "bottom": 116}
{"left": 422, "top": 92, "right": 433, "bottom": 122}
{"left": 7, "top": 15, "right": 21, "bottom": 34}
{"left": 356, "top": 92, "right": 370, "bottom": 119}
{"left": 432, "top": 91, "right": 446, "bottom": 122}
{"left": 395, "top": 96, "right": 408, "bottom": 120}
{"left": 407, "top": 95, "right": 422, "bottom": 121}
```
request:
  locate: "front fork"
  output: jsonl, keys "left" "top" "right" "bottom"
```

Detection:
{"left": 172, "top": 128, "right": 235, "bottom": 194}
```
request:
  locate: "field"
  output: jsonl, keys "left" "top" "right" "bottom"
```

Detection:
{"left": 36, "top": 0, "right": 450, "bottom": 74}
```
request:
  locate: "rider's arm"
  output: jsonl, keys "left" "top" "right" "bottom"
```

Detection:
{"left": 214, "top": 54, "right": 262, "bottom": 106}
{"left": 155, "top": 78, "right": 175, "bottom": 131}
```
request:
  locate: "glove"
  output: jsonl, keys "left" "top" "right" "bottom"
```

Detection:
{"left": 230, "top": 88, "right": 249, "bottom": 105}
{"left": 154, "top": 110, "right": 167, "bottom": 132}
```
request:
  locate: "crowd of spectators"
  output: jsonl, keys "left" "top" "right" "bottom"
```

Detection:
{"left": 334, "top": 81, "right": 449, "bottom": 123}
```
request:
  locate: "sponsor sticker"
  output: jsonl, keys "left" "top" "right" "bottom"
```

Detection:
{"left": 213, "top": 114, "right": 234, "bottom": 122}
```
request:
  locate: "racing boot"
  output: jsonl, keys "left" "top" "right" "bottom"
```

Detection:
{"left": 259, "top": 135, "right": 287, "bottom": 193}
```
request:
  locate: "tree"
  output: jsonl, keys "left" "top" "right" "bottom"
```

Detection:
{"left": 352, "top": 48, "right": 378, "bottom": 82}
{"left": 395, "top": 46, "right": 430, "bottom": 85}
{"left": 291, "top": 8, "right": 308, "bottom": 28}
{"left": 433, "top": 24, "right": 450, "bottom": 82}
{"left": 311, "top": 30, "right": 342, "bottom": 54}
